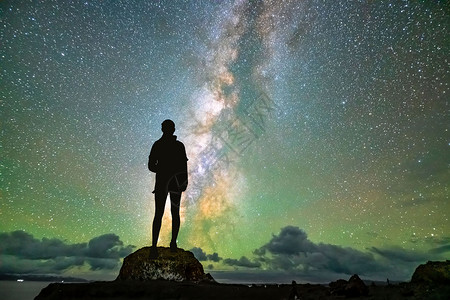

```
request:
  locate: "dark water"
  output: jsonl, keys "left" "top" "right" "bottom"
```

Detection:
{"left": 0, "top": 281, "right": 52, "bottom": 300}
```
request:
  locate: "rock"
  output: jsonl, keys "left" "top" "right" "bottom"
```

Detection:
{"left": 346, "top": 274, "right": 369, "bottom": 297}
{"left": 116, "top": 246, "right": 215, "bottom": 283}
{"left": 34, "top": 281, "right": 328, "bottom": 300}
{"left": 329, "top": 279, "right": 348, "bottom": 296}
{"left": 411, "top": 260, "right": 450, "bottom": 285}
{"left": 329, "top": 274, "right": 368, "bottom": 298}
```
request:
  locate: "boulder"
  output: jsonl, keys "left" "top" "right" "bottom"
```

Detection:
{"left": 116, "top": 247, "right": 215, "bottom": 282}
{"left": 329, "top": 279, "right": 348, "bottom": 296}
{"left": 329, "top": 274, "right": 368, "bottom": 298}
{"left": 346, "top": 274, "right": 369, "bottom": 297}
{"left": 411, "top": 260, "right": 450, "bottom": 285}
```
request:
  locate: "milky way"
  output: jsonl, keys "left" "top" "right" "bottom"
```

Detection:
{"left": 1, "top": 0, "right": 449, "bottom": 282}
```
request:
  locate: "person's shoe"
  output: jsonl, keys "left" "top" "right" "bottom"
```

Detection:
{"left": 170, "top": 241, "right": 177, "bottom": 252}
{"left": 149, "top": 246, "right": 158, "bottom": 259}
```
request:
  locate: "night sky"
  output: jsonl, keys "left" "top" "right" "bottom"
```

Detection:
{"left": 1, "top": 0, "right": 449, "bottom": 283}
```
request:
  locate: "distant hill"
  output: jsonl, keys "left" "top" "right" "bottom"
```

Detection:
{"left": 0, "top": 274, "right": 89, "bottom": 282}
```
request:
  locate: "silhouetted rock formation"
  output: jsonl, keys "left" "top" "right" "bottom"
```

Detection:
{"left": 329, "top": 274, "right": 368, "bottom": 297}
{"left": 34, "top": 260, "right": 450, "bottom": 299}
{"left": 411, "top": 260, "right": 450, "bottom": 285}
{"left": 116, "top": 247, "right": 215, "bottom": 282}
{"left": 35, "top": 281, "right": 331, "bottom": 300}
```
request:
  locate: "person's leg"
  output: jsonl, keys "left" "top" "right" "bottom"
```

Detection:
{"left": 152, "top": 191, "right": 168, "bottom": 247}
{"left": 169, "top": 192, "right": 181, "bottom": 249}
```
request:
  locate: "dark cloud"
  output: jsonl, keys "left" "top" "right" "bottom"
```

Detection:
{"left": 87, "top": 258, "right": 122, "bottom": 271}
{"left": 0, "top": 231, "right": 83, "bottom": 259}
{"left": 0, "top": 231, "right": 135, "bottom": 274}
{"left": 428, "top": 244, "right": 450, "bottom": 255}
{"left": 224, "top": 256, "right": 261, "bottom": 268}
{"left": 48, "top": 256, "right": 85, "bottom": 271}
{"left": 248, "top": 226, "right": 450, "bottom": 281}
{"left": 86, "top": 234, "right": 134, "bottom": 259}
{"left": 370, "top": 242, "right": 450, "bottom": 261}
{"left": 254, "top": 226, "right": 315, "bottom": 256}
{"left": 207, "top": 252, "right": 222, "bottom": 262}
{"left": 369, "top": 246, "right": 430, "bottom": 263}
{"left": 254, "top": 226, "right": 383, "bottom": 275}
{"left": 190, "top": 247, "right": 207, "bottom": 261}
{"left": 203, "top": 227, "right": 449, "bottom": 282}
{"left": 190, "top": 247, "right": 222, "bottom": 262}
{"left": 196, "top": 227, "right": 448, "bottom": 281}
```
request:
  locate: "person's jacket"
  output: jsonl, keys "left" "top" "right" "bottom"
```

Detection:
{"left": 148, "top": 135, "right": 188, "bottom": 193}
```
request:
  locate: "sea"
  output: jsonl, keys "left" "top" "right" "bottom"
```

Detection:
{"left": 0, "top": 281, "right": 54, "bottom": 300}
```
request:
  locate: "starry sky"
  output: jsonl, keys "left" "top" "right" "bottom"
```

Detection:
{"left": 1, "top": 0, "right": 449, "bottom": 283}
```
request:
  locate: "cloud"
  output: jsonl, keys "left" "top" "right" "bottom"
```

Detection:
{"left": 0, "top": 231, "right": 135, "bottom": 274}
{"left": 253, "top": 226, "right": 384, "bottom": 275}
{"left": 190, "top": 227, "right": 449, "bottom": 282}
{"left": 368, "top": 246, "right": 430, "bottom": 263}
{"left": 203, "top": 227, "right": 449, "bottom": 282}
{"left": 253, "top": 226, "right": 315, "bottom": 256}
{"left": 87, "top": 258, "right": 122, "bottom": 271}
{"left": 190, "top": 247, "right": 222, "bottom": 262}
{"left": 207, "top": 252, "right": 222, "bottom": 262}
{"left": 429, "top": 244, "right": 450, "bottom": 255}
{"left": 85, "top": 234, "right": 134, "bottom": 259}
{"left": 224, "top": 256, "right": 261, "bottom": 268}
{"left": 0, "top": 230, "right": 81, "bottom": 259}
{"left": 251, "top": 226, "right": 450, "bottom": 281}
{"left": 190, "top": 247, "right": 208, "bottom": 261}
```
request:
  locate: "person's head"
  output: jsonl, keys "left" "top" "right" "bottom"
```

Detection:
{"left": 161, "top": 119, "right": 175, "bottom": 135}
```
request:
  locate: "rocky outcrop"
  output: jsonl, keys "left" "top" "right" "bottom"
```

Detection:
{"left": 329, "top": 274, "right": 368, "bottom": 298}
{"left": 116, "top": 247, "right": 215, "bottom": 282}
{"left": 34, "top": 260, "right": 450, "bottom": 299}
{"left": 34, "top": 281, "right": 328, "bottom": 300}
{"left": 411, "top": 260, "right": 450, "bottom": 284}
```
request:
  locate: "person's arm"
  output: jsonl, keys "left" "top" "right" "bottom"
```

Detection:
{"left": 179, "top": 143, "right": 188, "bottom": 190}
{"left": 148, "top": 143, "right": 158, "bottom": 173}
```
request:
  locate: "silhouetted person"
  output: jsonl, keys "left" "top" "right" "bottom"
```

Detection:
{"left": 148, "top": 119, "right": 188, "bottom": 258}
